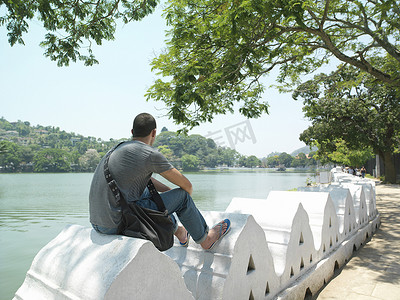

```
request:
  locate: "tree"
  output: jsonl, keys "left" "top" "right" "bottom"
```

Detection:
{"left": 181, "top": 154, "right": 200, "bottom": 171}
{"left": 307, "top": 151, "right": 318, "bottom": 167}
{"left": 0, "top": 117, "right": 13, "bottom": 131}
{"left": 0, "top": 140, "right": 24, "bottom": 171}
{"left": 278, "top": 152, "right": 293, "bottom": 168}
{"left": 324, "top": 139, "right": 374, "bottom": 168}
{"left": 79, "top": 149, "right": 101, "bottom": 171}
{"left": 238, "top": 155, "right": 247, "bottom": 167}
{"left": 15, "top": 120, "right": 31, "bottom": 136}
{"left": 1, "top": 0, "right": 159, "bottom": 66}
{"left": 154, "top": 131, "right": 186, "bottom": 157}
{"left": 294, "top": 63, "right": 400, "bottom": 183}
{"left": 146, "top": 0, "right": 400, "bottom": 129}
{"left": 245, "top": 155, "right": 261, "bottom": 168}
{"left": 266, "top": 155, "right": 280, "bottom": 168}
{"left": 206, "top": 138, "right": 217, "bottom": 149}
{"left": 291, "top": 152, "right": 308, "bottom": 168}
{"left": 33, "top": 148, "right": 71, "bottom": 172}
{"left": 203, "top": 153, "right": 219, "bottom": 168}
{"left": 158, "top": 145, "right": 175, "bottom": 161}
{"left": 184, "top": 134, "right": 208, "bottom": 156}
{"left": 218, "top": 147, "right": 239, "bottom": 167}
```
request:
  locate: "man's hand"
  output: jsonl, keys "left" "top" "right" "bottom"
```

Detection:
{"left": 160, "top": 168, "right": 193, "bottom": 195}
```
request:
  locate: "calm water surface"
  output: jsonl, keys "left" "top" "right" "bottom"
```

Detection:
{"left": 0, "top": 171, "right": 314, "bottom": 299}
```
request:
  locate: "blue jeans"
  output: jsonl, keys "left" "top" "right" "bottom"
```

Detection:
{"left": 136, "top": 188, "right": 209, "bottom": 244}
{"left": 92, "top": 223, "right": 118, "bottom": 235}
{"left": 92, "top": 188, "right": 209, "bottom": 244}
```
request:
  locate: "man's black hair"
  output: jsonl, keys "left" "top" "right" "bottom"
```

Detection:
{"left": 132, "top": 113, "right": 157, "bottom": 137}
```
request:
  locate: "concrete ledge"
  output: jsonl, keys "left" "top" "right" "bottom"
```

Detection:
{"left": 13, "top": 225, "right": 193, "bottom": 300}
{"left": 165, "top": 212, "right": 280, "bottom": 300}
{"left": 226, "top": 197, "right": 317, "bottom": 287}
{"left": 276, "top": 212, "right": 381, "bottom": 300}
{"left": 297, "top": 186, "right": 357, "bottom": 240}
{"left": 14, "top": 171, "right": 380, "bottom": 300}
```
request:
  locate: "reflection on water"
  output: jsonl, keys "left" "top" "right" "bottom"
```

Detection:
{"left": 0, "top": 171, "right": 313, "bottom": 299}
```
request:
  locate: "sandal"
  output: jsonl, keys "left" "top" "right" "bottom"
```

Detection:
{"left": 207, "top": 219, "right": 231, "bottom": 250}
{"left": 179, "top": 231, "right": 190, "bottom": 247}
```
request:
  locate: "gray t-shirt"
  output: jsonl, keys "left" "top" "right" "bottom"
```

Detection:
{"left": 89, "top": 140, "right": 173, "bottom": 229}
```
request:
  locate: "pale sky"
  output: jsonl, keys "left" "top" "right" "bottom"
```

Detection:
{"left": 0, "top": 5, "right": 315, "bottom": 157}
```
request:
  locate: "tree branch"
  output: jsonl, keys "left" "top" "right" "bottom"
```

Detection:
{"left": 278, "top": 23, "right": 399, "bottom": 87}
{"left": 321, "top": 0, "right": 331, "bottom": 28}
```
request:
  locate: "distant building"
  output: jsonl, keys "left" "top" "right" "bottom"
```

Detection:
{"left": 5, "top": 131, "right": 19, "bottom": 137}
{"left": 70, "top": 137, "right": 81, "bottom": 145}
{"left": 34, "top": 129, "right": 49, "bottom": 135}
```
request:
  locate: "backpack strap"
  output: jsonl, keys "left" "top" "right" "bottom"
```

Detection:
{"left": 103, "top": 142, "right": 166, "bottom": 212}
{"left": 146, "top": 178, "right": 167, "bottom": 212}
{"left": 103, "top": 142, "right": 125, "bottom": 204}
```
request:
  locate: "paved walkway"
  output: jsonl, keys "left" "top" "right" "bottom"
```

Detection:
{"left": 316, "top": 182, "right": 400, "bottom": 300}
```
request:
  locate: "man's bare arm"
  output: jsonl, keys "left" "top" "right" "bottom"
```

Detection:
{"left": 151, "top": 177, "right": 171, "bottom": 193}
{"left": 159, "top": 168, "right": 193, "bottom": 195}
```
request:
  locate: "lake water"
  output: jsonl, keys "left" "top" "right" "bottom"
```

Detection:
{"left": 0, "top": 171, "right": 314, "bottom": 299}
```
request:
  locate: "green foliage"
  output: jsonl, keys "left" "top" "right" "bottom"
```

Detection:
{"left": 218, "top": 147, "right": 240, "bottom": 167}
{"left": 154, "top": 131, "right": 186, "bottom": 157}
{"left": 0, "top": 118, "right": 123, "bottom": 172}
{"left": 295, "top": 61, "right": 400, "bottom": 182}
{"left": 147, "top": 0, "right": 400, "bottom": 128}
{"left": 244, "top": 155, "right": 261, "bottom": 168}
{"left": 181, "top": 154, "right": 200, "bottom": 171}
{"left": 0, "top": 117, "right": 322, "bottom": 172}
{"left": 0, "top": 118, "right": 250, "bottom": 172}
{"left": 0, "top": 142, "right": 7, "bottom": 154}
{"left": 278, "top": 152, "right": 293, "bottom": 168}
{"left": 33, "top": 148, "right": 72, "bottom": 172}
{"left": 325, "top": 140, "right": 374, "bottom": 168}
{"left": 291, "top": 152, "right": 308, "bottom": 168}
{"left": 264, "top": 151, "right": 317, "bottom": 168}
{"left": 154, "top": 131, "right": 241, "bottom": 168}
{"left": 157, "top": 145, "right": 175, "bottom": 161}
{"left": 306, "top": 177, "right": 314, "bottom": 186}
{"left": 1, "top": 0, "right": 159, "bottom": 66}
{"left": 0, "top": 140, "right": 24, "bottom": 171}
{"left": 265, "top": 155, "right": 280, "bottom": 168}
{"left": 79, "top": 149, "right": 101, "bottom": 172}
{"left": 238, "top": 154, "right": 261, "bottom": 168}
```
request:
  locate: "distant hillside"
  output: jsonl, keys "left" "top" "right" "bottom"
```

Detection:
{"left": 266, "top": 151, "right": 281, "bottom": 158}
{"left": 290, "top": 146, "right": 318, "bottom": 156}
{"left": 265, "top": 146, "right": 317, "bottom": 159}
{"left": 0, "top": 118, "right": 265, "bottom": 172}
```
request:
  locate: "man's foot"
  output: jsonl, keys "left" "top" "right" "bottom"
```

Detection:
{"left": 175, "top": 226, "right": 190, "bottom": 247}
{"left": 201, "top": 219, "right": 231, "bottom": 250}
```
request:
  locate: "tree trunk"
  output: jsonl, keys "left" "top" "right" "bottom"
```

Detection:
{"left": 375, "top": 154, "right": 381, "bottom": 178}
{"left": 382, "top": 151, "right": 397, "bottom": 183}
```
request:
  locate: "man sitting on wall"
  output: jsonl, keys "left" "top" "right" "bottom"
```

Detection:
{"left": 89, "top": 112, "right": 230, "bottom": 250}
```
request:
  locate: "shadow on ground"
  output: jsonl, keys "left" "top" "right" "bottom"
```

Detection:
{"left": 314, "top": 183, "right": 400, "bottom": 299}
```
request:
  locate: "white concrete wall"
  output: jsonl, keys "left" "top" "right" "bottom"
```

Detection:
{"left": 13, "top": 225, "right": 194, "bottom": 300}
{"left": 14, "top": 172, "right": 380, "bottom": 300}
{"left": 164, "top": 212, "right": 280, "bottom": 300}
{"left": 297, "top": 186, "right": 357, "bottom": 240}
{"left": 226, "top": 197, "right": 317, "bottom": 288}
